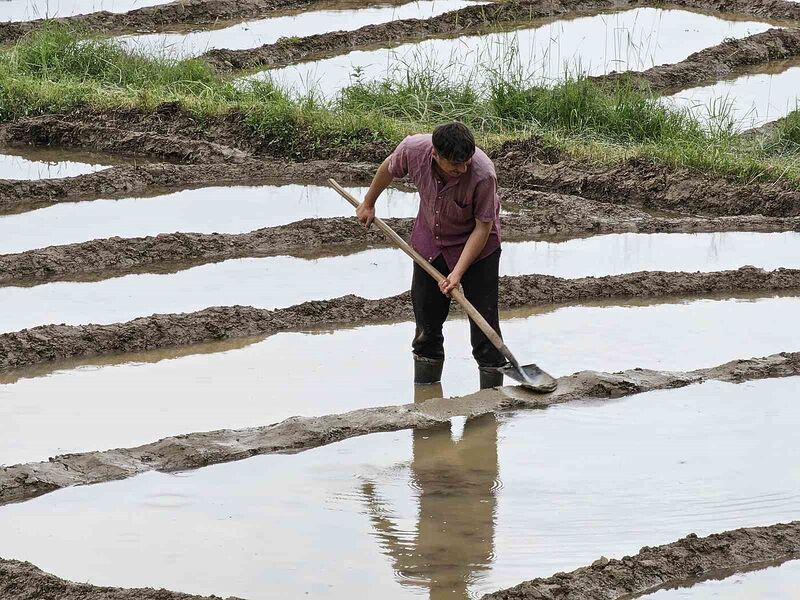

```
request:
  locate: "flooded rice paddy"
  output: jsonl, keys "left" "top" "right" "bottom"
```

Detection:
{"left": 253, "top": 8, "right": 771, "bottom": 97}
{"left": 118, "top": 0, "right": 481, "bottom": 57}
{"left": 640, "top": 559, "right": 800, "bottom": 598}
{"left": 0, "top": 185, "right": 419, "bottom": 254}
{"left": 0, "top": 147, "right": 115, "bottom": 180}
{"left": 1, "top": 294, "right": 799, "bottom": 465}
{"left": 0, "top": 0, "right": 168, "bottom": 21}
{"left": 667, "top": 59, "right": 800, "bottom": 130}
{"left": 1, "top": 376, "right": 798, "bottom": 598}
{"left": 2, "top": 232, "right": 799, "bottom": 332}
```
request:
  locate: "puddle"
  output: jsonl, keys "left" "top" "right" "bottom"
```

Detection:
{"left": 0, "top": 376, "right": 798, "bottom": 599}
{"left": 2, "top": 293, "right": 800, "bottom": 464}
{"left": 0, "top": 0, "right": 167, "bottom": 21}
{"left": 118, "top": 0, "right": 481, "bottom": 57}
{"left": 639, "top": 559, "right": 800, "bottom": 598}
{"left": 248, "top": 8, "right": 771, "bottom": 97}
{"left": 0, "top": 184, "right": 419, "bottom": 254}
{"left": 0, "top": 147, "right": 117, "bottom": 180}
{"left": 666, "top": 59, "right": 800, "bottom": 130}
{"left": 2, "top": 232, "right": 799, "bottom": 332}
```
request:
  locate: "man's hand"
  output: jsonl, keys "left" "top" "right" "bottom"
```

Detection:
{"left": 439, "top": 270, "right": 463, "bottom": 296}
{"left": 356, "top": 201, "right": 376, "bottom": 229}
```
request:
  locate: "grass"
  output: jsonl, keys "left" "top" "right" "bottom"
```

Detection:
{"left": 1, "top": 23, "right": 799, "bottom": 182}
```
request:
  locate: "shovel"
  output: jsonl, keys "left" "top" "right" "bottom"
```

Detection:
{"left": 328, "top": 178, "right": 558, "bottom": 393}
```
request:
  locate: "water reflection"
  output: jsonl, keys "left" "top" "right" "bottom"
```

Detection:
{"left": 362, "top": 383, "right": 498, "bottom": 599}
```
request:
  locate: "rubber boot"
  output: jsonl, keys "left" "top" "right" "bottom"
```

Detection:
{"left": 413, "top": 354, "right": 444, "bottom": 384}
{"left": 479, "top": 366, "right": 504, "bottom": 389}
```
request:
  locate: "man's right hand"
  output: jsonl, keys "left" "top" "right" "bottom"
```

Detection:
{"left": 356, "top": 201, "right": 376, "bottom": 229}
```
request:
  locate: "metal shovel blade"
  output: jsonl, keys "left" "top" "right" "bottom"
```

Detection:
{"left": 501, "top": 363, "right": 558, "bottom": 393}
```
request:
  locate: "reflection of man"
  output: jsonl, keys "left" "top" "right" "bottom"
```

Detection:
{"left": 362, "top": 384, "right": 499, "bottom": 599}
{"left": 357, "top": 122, "right": 505, "bottom": 389}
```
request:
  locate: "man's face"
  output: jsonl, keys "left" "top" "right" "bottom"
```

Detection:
{"left": 432, "top": 150, "right": 472, "bottom": 178}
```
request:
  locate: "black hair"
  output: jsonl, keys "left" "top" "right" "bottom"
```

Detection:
{"left": 432, "top": 122, "right": 476, "bottom": 163}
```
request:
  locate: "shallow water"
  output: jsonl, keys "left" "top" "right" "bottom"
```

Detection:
{"left": 640, "top": 559, "right": 800, "bottom": 598}
{"left": 667, "top": 59, "right": 800, "bottom": 130}
{"left": 0, "top": 184, "right": 418, "bottom": 254}
{"left": 0, "top": 148, "right": 115, "bottom": 180}
{"left": 1, "top": 294, "right": 799, "bottom": 465}
{"left": 0, "top": 0, "right": 167, "bottom": 21}
{"left": 2, "top": 232, "right": 799, "bottom": 332}
{"left": 1, "top": 376, "right": 798, "bottom": 599}
{"left": 250, "top": 8, "right": 770, "bottom": 97}
{"left": 119, "top": 0, "right": 482, "bottom": 57}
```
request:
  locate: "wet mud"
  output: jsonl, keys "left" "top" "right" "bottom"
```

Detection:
{"left": 0, "top": 159, "right": 376, "bottom": 214}
{"left": 0, "top": 0, "right": 318, "bottom": 43}
{"left": 483, "top": 522, "right": 800, "bottom": 600}
{"left": 594, "top": 27, "right": 800, "bottom": 92}
{"left": 3, "top": 203, "right": 800, "bottom": 287}
{"left": 7, "top": 111, "right": 800, "bottom": 219}
{"left": 496, "top": 140, "right": 800, "bottom": 217}
{"left": 0, "top": 350, "right": 796, "bottom": 503}
{"left": 0, "top": 266, "right": 797, "bottom": 371}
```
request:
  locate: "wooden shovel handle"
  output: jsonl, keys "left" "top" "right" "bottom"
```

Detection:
{"left": 328, "top": 178, "right": 506, "bottom": 353}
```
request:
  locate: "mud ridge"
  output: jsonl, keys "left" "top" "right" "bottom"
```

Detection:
{"left": 3, "top": 199, "right": 800, "bottom": 287}
{"left": 0, "top": 160, "right": 376, "bottom": 214}
{"left": 496, "top": 140, "right": 800, "bottom": 217}
{"left": 483, "top": 523, "right": 800, "bottom": 599}
{"left": 0, "top": 0, "right": 318, "bottom": 44}
{"left": 0, "top": 557, "right": 243, "bottom": 600}
{"left": 0, "top": 266, "right": 798, "bottom": 371}
{"left": 593, "top": 27, "right": 800, "bottom": 92}
{"left": 1, "top": 350, "right": 798, "bottom": 505}
{"left": 0, "top": 116, "right": 251, "bottom": 164}
{"left": 201, "top": 0, "right": 622, "bottom": 72}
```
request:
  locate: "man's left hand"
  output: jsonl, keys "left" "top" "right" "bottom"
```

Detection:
{"left": 439, "top": 271, "right": 462, "bottom": 296}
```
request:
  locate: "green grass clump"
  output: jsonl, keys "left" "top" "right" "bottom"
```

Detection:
{"left": 775, "top": 108, "right": 800, "bottom": 152}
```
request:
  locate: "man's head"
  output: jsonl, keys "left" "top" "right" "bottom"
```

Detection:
{"left": 432, "top": 122, "right": 475, "bottom": 178}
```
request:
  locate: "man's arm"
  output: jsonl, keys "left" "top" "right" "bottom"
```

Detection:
{"left": 356, "top": 156, "right": 394, "bottom": 229}
{"left": 439, "top": 219, "right": 492, "bottom": 295}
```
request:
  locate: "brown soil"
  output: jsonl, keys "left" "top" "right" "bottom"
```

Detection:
{"left": 0, "top": 267, "right": 797, "bottom": 371}
{"left": 200, "top": 0, "right": 624, "bottom": 72}
{"left": 0, "top": 557, "right": 243, "bottom": 600}
{"left": 1, "top": 350, "right": 797, "bottom": 505}
{"left": 5, "top": 111, "right": 800, "bottom": 219}
{"left": 2, "top": 198, "right": 799, "bottom": 287}
{"left": 495, "top": 139, "right": 800, "bottom": 217}
{"left": 593, "top": 27, "right": 800, "bottom": 92}
{"left": 483, "top": 522, "right": 800, "bottom": 600}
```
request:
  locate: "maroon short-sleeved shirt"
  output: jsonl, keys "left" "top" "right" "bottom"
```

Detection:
{"left": 388, "top": 134, "right": 501, "bottom": 270}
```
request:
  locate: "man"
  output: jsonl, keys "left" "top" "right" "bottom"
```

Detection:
{"left": 356, "top": 122, "right": 506, "bottom": 389}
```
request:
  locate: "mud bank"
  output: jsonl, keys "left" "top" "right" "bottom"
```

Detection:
{"left": 0, "top": 0, "right": 318, "bottom": 43}
{"left": 0, "top": 159, "right": 376, "bottom": 214}
{"left": 0, "top": 350, "right": 797, "bottom": 506}
{"left": 0, "top": 266, "right": 798, "bottom": 370}
{"left": 3, "top": 204, "right": 800, "bottom": 287}
{"left": 0, "top": 558, "right": 241, "bottom": 600}
{"left": 594, "top": 27, "right": 800, "bottom": 92}
{"left": 496, "top": 140, "right": 800, "bottom": 217}
{"left": 483, "top": 522, "right": 800, "bottom": 600}
{"left": 201, "top": 0, "right": 622, "bottom": 72}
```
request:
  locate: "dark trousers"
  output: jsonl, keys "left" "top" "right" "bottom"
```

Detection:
{"left": 411, "top": 248, "right": 505, "bottom": 368}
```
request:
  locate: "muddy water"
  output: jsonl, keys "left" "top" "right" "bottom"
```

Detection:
{"left": 0, "top": 0, "right": 168, "bottom": 21}
{"left": 667, "top": 59, "right": 800, "bottom": 130}
{"left": 252, "top": 9, "right": 770, "bottom": 97}
{"left": 2, "top": 294, "right": 800, "bottom": 465}
{"left": 640, "top": 559, "right": 800, "bottom": 598}
{"left": 2, "top": 232, "right": 799, "bottom": 333}
{"left": 1, "top": 376, "right": 798, "bottom": 599}
{"left": 118, "top": 0, "right": 481, "bottom": 57}
{"left": 0, "top": 148, "right": 116, "bottom": 180}
{"left": 0, "top": 184, "right": 419, "bottom": 254}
